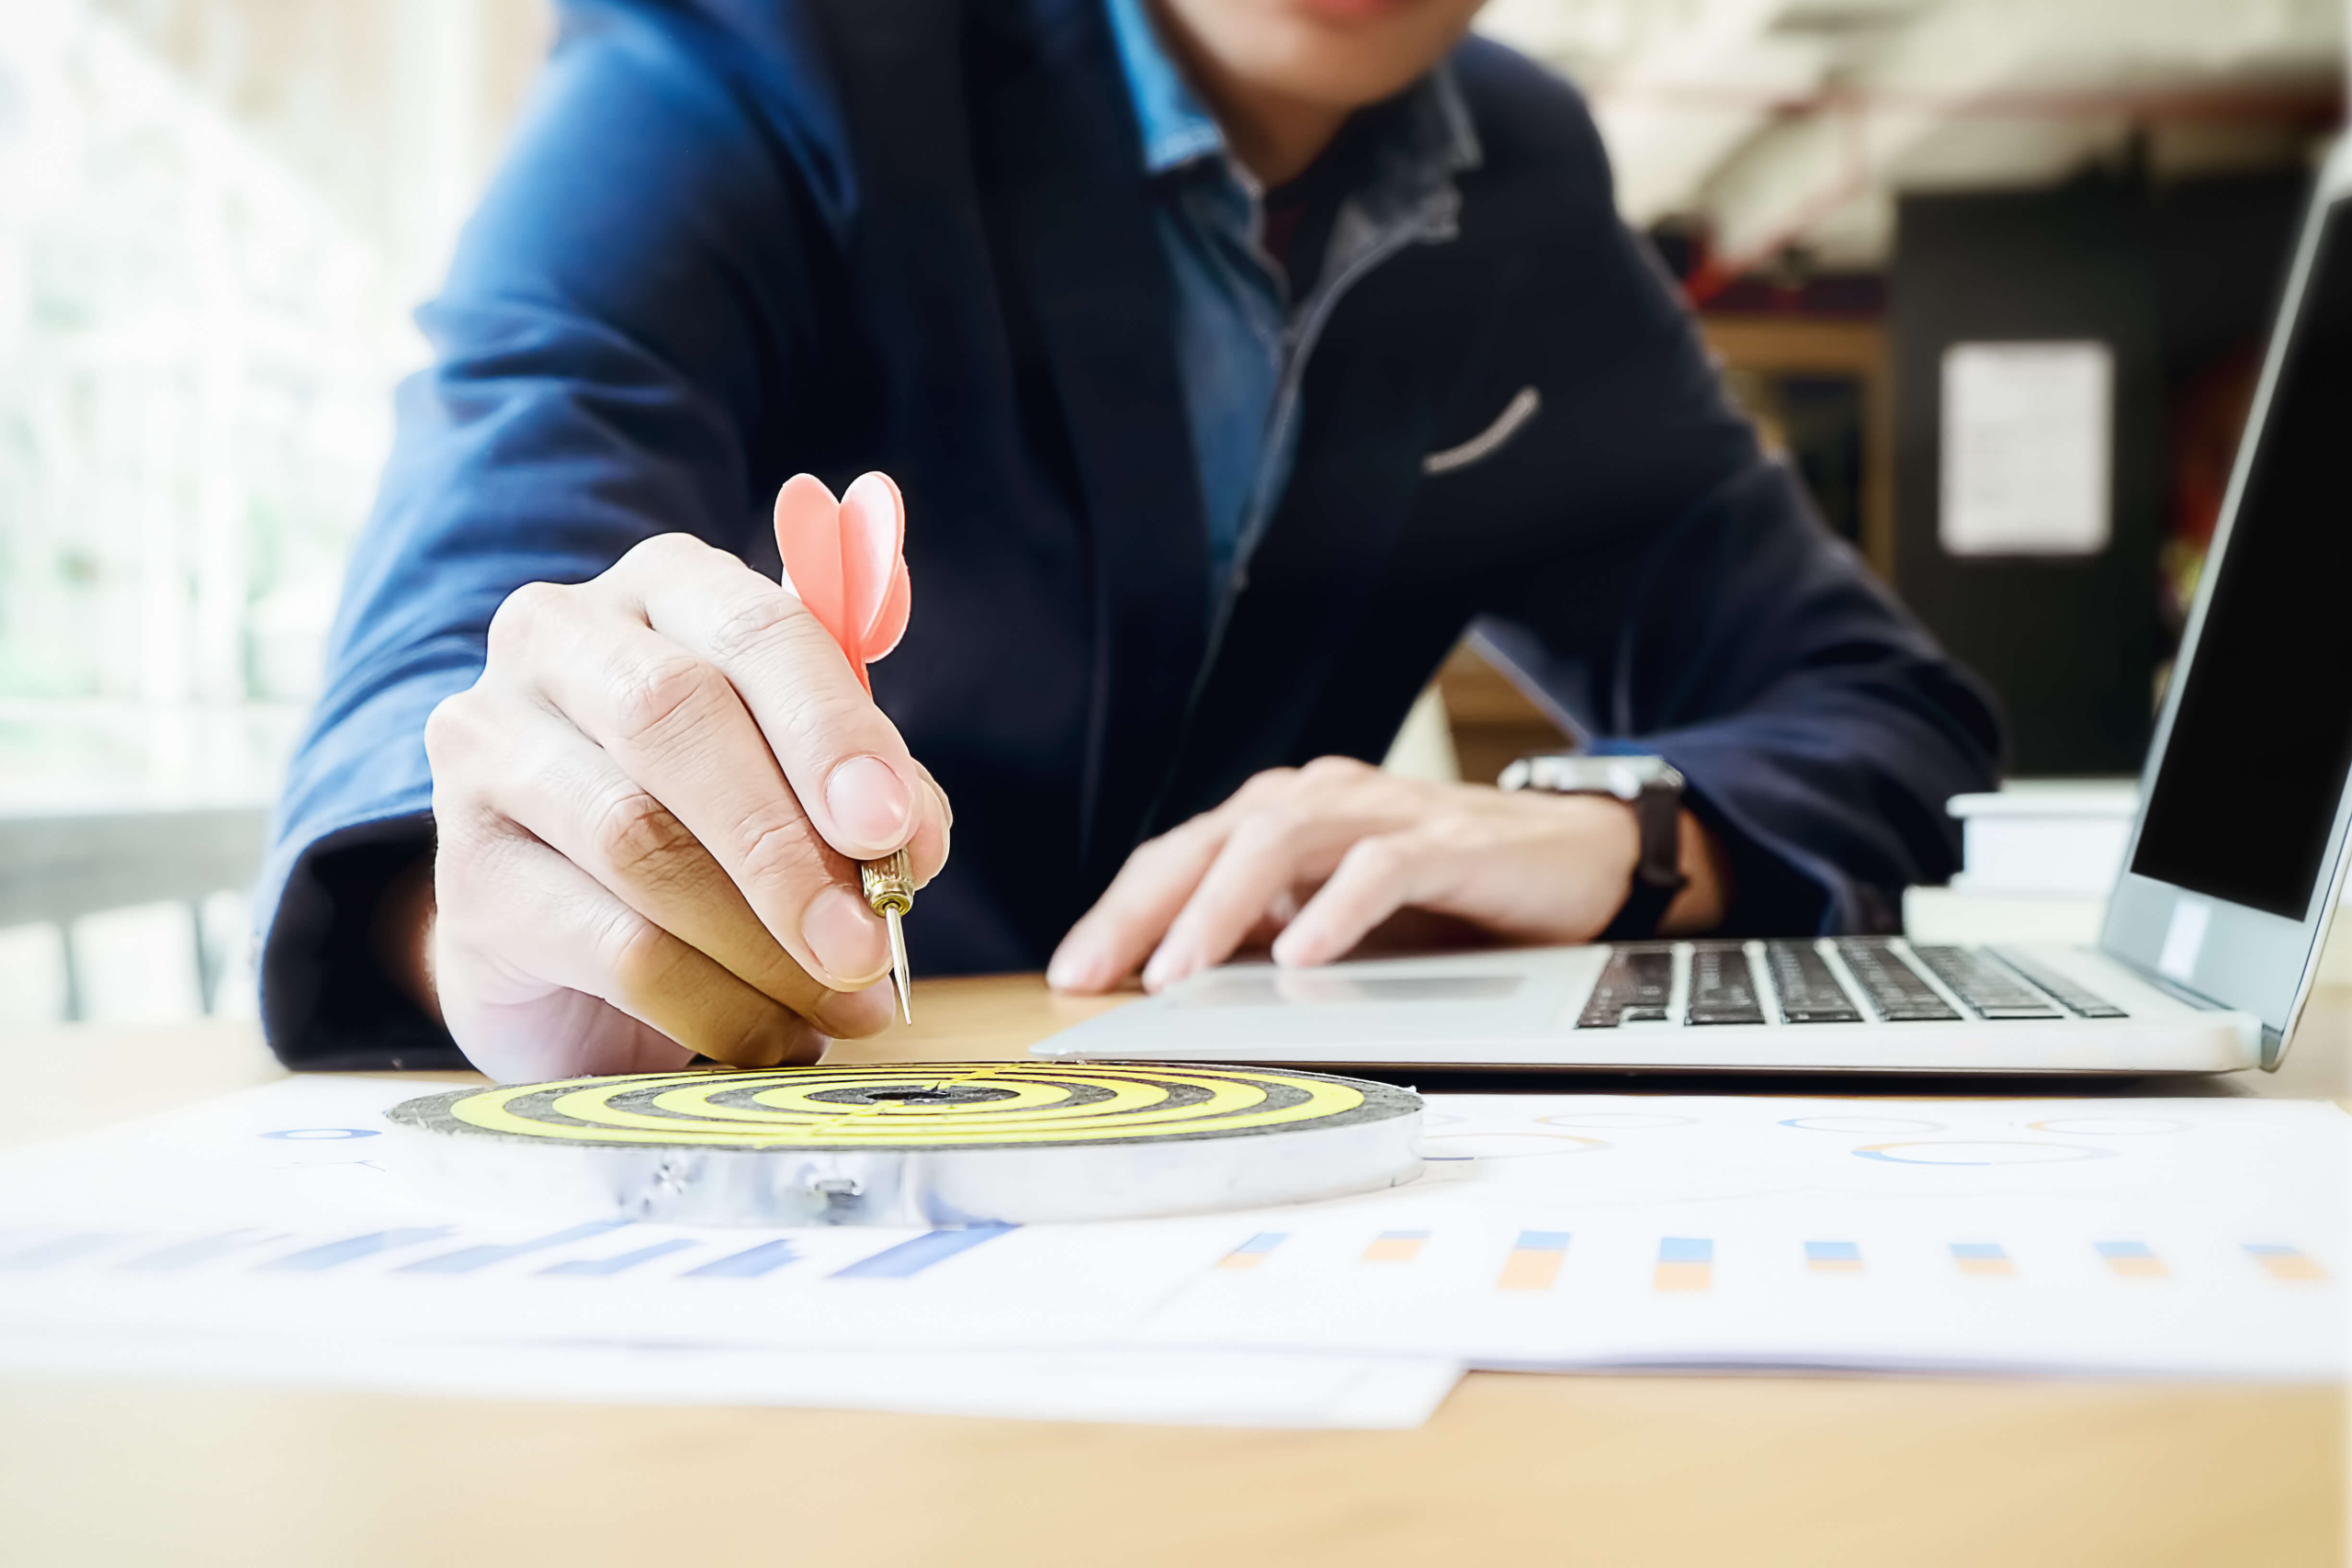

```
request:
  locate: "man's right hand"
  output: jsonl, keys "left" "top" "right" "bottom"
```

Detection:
{"left": 406, "top": 532, "right": 950, "bottom": 1082}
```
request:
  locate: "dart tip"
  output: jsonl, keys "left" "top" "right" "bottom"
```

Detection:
{"left": 885, "top": 906, "right": 912, "bottom": 1024}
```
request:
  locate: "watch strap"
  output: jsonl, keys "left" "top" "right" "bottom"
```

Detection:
{"left": 1600, "top": 776, "right": 1687, "bottom": 941}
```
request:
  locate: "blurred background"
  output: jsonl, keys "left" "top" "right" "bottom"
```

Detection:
{"left": 0, "top": 0, "right": 2344, "bottom": 1025}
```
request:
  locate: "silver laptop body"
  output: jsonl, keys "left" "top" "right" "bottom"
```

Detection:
{"left": 1038, "top": 141, "right": 2352, "bottom": 1077}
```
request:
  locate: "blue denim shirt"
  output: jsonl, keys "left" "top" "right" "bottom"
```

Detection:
{"left": 1102, "top": 0, "right": 1481, "bottom": 603}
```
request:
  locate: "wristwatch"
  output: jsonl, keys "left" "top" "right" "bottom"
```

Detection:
{"left": 1497, "top": 753, "right": 1688, "bottom": 940}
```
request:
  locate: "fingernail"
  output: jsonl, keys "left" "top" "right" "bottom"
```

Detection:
{"left": 1142, "top": 947, "right": 1187, "bottom": 992}
{"left": 803, "top": 885, "right": 887, "bottom": 984}
{"left": 826, "top": 755, "right": 912, "bottom": 852}
{"left": 1048, "top": 949, "right": 1100, "bottom": 991}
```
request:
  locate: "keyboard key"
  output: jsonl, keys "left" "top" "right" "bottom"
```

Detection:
{"left": 1908, "top": 945, "right": 2064, "bottom": 1020}
{"left": 1686, "top": 942, "right": 1764, "bottom": 1025}
{"left": 1986, "top": 948, "right": 2129, "bottom": 1019}
{"left": 1834, "top": 939, "right": 1960, "bottom": 1021}
{"left": 1764, "top": 942, "right": 1861, "bottom": 1023}
{"left": 1577, "top": 945, "right": 1675, "bottom": 1028}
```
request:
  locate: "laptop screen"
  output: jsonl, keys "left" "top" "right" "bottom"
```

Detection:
{"left": 2131, "top": 197, "right": 2352, "bottom": 919}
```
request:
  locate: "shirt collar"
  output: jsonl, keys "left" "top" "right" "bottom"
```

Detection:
{"left": 1102, "top": 0, "right": 1224, "bottom": 173}
{"left": 1102, "top": 0, "right": 1482, "bottom": 185}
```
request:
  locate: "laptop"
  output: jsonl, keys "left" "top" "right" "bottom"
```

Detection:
{"left": 1036, "top": 141, "right": 2352, "bottom": 1077}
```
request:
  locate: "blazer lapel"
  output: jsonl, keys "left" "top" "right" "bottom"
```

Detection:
{"left": 978, "top": 0, "right": 1212, "bottom": 880}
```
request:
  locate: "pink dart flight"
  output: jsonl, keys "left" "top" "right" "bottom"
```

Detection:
{"left": 771, "top": 470, "right": 911, "bottom": 693}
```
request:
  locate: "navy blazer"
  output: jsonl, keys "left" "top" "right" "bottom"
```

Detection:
{"left": 259, "top": 0, "right": 2002, "bottom": 1066}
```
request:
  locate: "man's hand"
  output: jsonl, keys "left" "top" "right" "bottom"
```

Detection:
{"left": 1047, "top": 756, "right": 1724, "bottom": 994}
{"left": 405, "top": 532, "right": 950, "bottom": 1082}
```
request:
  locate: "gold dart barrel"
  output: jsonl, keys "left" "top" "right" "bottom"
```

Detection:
{"left": 860, "top": 847, "right": 914, "bottom": 1023}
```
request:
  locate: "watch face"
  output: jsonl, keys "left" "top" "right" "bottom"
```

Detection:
{"left": 1502, "top": 754, "right": 1681, "bottom": 799}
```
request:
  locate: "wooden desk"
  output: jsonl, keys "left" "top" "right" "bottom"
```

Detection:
{"left": 3, "top": 976, "right": 2344, "bottom": 1566}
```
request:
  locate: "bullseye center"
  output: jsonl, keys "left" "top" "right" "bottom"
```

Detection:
{"left": 802, "top": 1084, "right": 1027, "bottom": 1108}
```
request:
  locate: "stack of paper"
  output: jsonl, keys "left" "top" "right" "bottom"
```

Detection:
{"left": 1905, "top": 780, "right": 2136, "bottom": 945}
{"left": 1947, "top": 780, "right": 2141, "bottom": 898}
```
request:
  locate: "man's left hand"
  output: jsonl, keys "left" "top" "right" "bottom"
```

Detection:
{"left": 1047, "top": 757, "right": 1727, "bottom": 994}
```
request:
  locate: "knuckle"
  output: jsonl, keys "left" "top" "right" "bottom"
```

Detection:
{"left": 601, "top": 908, "right": 680, "bottom": 997}
{"left": 1233, "top": 767, "right": 1299, "bottom": 806}
{"left": 422, "top": 690, "right": 480, "bottom": 766}
{"left": 735, "top": 809, "right": 825, "bottom": 900}
{"left": 591, "top": 787, "right": 702, "bottom": 883}
{"left": 619, "top": 531, "right": 707, "bottom": 576}
{"left": 609, "top": 653, "right": 728, "bottom": 747}
{"left": 1302, "top": 755, "right": 1368, "bottom": 784}
{"left": 1344, "top": 834, "right": 1408, "bottom": 881}
{"left": 771, "top": 682, "right": 878, "bottom": 759}
{"left": 1231, "top": 805, "right": 1306, "bottom": 852}
{"left": 1424, "top": 812, "right": 1483, "bottom": 849}
{"left": 703, "top": 590, "right": 806, "bottom": 666}
{"left": 1132, "top": 827, "right": 1193, "bottom": 866}
{"left": 486, "top": 580, "right": 567, "bottom": 660}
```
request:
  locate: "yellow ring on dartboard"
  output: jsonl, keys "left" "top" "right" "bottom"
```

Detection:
{"left": 435, "top": 1064, "right": 1373, "bottom": 1148}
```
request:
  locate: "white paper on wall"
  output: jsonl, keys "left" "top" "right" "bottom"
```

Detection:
{"left": 1939, "top": 340, "right": 2114, "bottom": 558}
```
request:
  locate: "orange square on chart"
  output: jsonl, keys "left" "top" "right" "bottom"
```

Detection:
{"left": 1653, "top": 1261, "right": 1712, "bottom": 1292}
{"left": 1953, "top": 1246, "right": 2015, "bottom": 1278}
{"left": 1653, "top": 1237, "right": 1713, "bottom": 1292}
{"left": 1362, "top": 1235, "right": 1426, "bottom": 1264}
{"left": 1497, "top": 1250, "right": 1563, "bottom": 1292}
{"left": 1217, "top": 1233, "right": 1284, "bottom": 1270}
{"left": 1497, "top": 1232, "right": 1570, "bottom": 1292}
{"left": 2248, "top": 1245, "right": 2330, "bottom": 1283}
{"left": 1805, "top": 1242, "right": 1863, "bottom": 1275}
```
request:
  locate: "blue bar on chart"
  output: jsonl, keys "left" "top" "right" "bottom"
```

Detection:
{"left": 398, "top": 1219, "right": 633, "bottom": 1276}
{"left": 119, "top": 1231, "right": 285, "bottom": 1273}
{"left": 1496, "top": 1231, "right": 1570, "bottom": 1292}
{"left": 2245, "top": 1243, "right": 2330, "bottom": 1283}
{"left": 540, "top": 1239, "right": 699, "bottom": 1279}
{"left": 2096, "top": 1241, "right": 2168, "bottom": 1280}
{"left": 1654, "top": 1237, "right": 1713, "bottom": 1292}
{"left": 1215, "top": 1232, "right": 1289, "bottom": 1273}
{"left": 833, "top": 1224, "right": 1014, "bottom": 1280}
{"left": 1804, "top": 1240, "right": 1863, "bottom": 1275}
{"left": 0, "top": 1233, "right": 139, "bottom": 1272}
{"left": 262, "top": 1227, "right": 456, "bottom": 1273}
{"left": 1361, "top": 1230, "right": 1430, "bottom": 1264}
{"left": 684, "top": 1239, "right": 802, "bottom": 1280}
{"left": 1951, "top": 1242, "right": 2015, "bottom": 1278}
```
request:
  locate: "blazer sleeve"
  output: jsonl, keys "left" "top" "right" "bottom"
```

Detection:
{"left": 1470, "top": 148, "right": 2002, "bottom": 936}
{"left": 254, "top": 6, "right": 842, "bottom": 1066}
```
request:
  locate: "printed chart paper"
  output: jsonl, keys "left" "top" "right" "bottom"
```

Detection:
{"left": 0, "top": 1077, "right": 2342, "bottom": 1405}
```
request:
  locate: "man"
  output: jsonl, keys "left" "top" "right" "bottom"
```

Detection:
{"left": 260, "top": 0, "right": 2000, "bottom": 1079}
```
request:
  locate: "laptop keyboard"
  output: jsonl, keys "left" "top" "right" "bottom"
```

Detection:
{"left": 1577, "top": 945, "right": 1676, "bottom": 1027}
{"left": 1907, "top": 946, "right": 2064, "bottom": 1020}
{"left": 1764, "top": 942, "right": 1862, "bottom": 1023}
{"left": 1686, "top": 942, "right": 1764, "bottom": 1025}
{"left": 1984, "top": 946, "right": 2132, "bottom": 1019}
{"left": 1835, "top": 939, "right": 1960, "bottom": 1021}
{"left": 1574, "top": 938, "right": 2125, "bottom": 1028}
